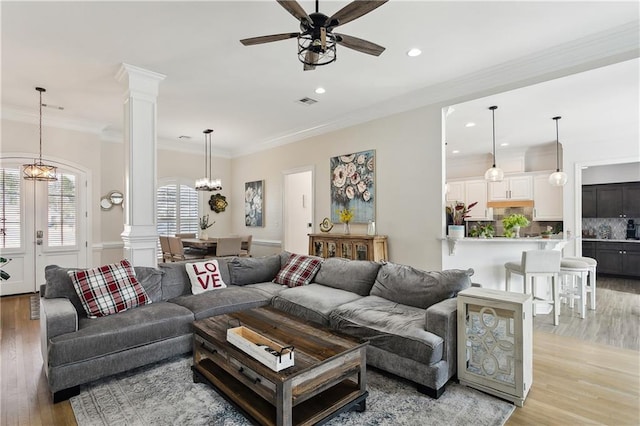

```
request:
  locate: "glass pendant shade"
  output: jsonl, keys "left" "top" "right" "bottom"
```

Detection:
{"left": 23, "top": 87, "right": 57, "bottom": 181}
{"left": 195, "top": 129, "right": 222, "bottom": 191}
{"left": 548, "top": 116, "right": 567, "bottom": 187}
{"left": 484, "top": 105, "right": 503, "bottom": 182}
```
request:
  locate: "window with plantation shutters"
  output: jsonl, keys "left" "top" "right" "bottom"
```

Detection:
{"left": 157, "top": 180, "right": 199, "bottom": 236}
{"left": 0, "top": 168, "right": 21, "bottom": 249}
{"left": 47, "top": 172, "right": 77, "bottom": 247}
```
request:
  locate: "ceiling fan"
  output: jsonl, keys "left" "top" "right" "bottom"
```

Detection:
{"left": 240, "top": 0, "right": 388, "bottom": 71}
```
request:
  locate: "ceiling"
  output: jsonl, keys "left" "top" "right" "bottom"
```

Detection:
{"left": 1, "top": 1, "right": 639, "bottom": 158}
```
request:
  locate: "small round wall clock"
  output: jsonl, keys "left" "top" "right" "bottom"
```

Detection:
{"left": 209, "top": 193, "right": 228, "bottom": 213}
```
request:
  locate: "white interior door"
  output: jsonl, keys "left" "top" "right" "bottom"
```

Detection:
{"left": 1, "top": 159, "right": 88, "bottom": 296}
{"left": 283, "top": 168, "right": 313, "bottom": 255}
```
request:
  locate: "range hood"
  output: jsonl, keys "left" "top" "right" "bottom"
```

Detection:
{"left": 487, "top": 200, "right": 534, "bottom": 208}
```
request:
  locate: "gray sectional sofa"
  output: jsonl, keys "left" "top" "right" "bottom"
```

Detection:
{"left": 40, "top": 252, "right": 473, "bottom": 402}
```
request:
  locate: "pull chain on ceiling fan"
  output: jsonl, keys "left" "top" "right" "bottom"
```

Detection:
{"left": 240, "top": 0, "right": 388, "bottom": 71}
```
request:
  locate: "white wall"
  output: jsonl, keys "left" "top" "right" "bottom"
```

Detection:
{"left": 582, "top": 162, "right": 640, "bottom": 185}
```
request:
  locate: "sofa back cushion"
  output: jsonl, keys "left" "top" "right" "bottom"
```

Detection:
{"left": 313, "top": 258, "right": 381, "bottom": 296}
{"left": 133, "top": 266, "right": 164, "bottom": 303}
{"left": 371, "top": 263, "right": 473, "bottom": 309}
{"left": 228, "top": 254, "right": 282, "bottom": 285}
{"left": 44, "top": 265, "right": 85, "bottom": 313}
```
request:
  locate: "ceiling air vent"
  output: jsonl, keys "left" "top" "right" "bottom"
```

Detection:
{"left": 297, "top": 97, "right": 317, "bottom": 106}
{"left": 178, "top": 135, "right": 191, "bottom": 140}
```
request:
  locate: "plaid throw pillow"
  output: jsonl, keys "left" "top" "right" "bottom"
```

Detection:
{"left": 68, "top": 259, "right": 151, "bottom": 318}
{"left": 273, "top": 254, "right": 323, "bottom": 288}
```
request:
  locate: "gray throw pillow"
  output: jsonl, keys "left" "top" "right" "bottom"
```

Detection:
{"left": 371, "top": 263, "right": 473, "bottom": 309}
{"left": 228, "top": 254, "right": 282, "bottom": 285}
{"left": 313, "top": 257, "right": 381, "bottom": 296}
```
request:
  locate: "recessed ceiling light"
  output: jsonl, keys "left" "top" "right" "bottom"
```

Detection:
{"left": 315, "top": 87, "right": 326, "bottom": 94}
{"left": 465, "top": 122, "right": 476, "bottom": 128}
{"left": 407, "top": 48, "right": 422, "bottom": 57}
{"left": 500, "top": 143, "right": 509, "bottom": 147}
{"left": 452, "top": 150, "right": 460, "bottom": 154}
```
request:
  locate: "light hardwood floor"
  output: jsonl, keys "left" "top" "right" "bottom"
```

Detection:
{"left": 1, "top": 278, "right": 638, "bottom": 425}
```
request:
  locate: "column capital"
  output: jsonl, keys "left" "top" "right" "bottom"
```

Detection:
{"left": 115, "top": 63, "right": 166, "bottom": 97}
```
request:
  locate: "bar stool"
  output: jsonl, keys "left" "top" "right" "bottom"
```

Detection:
{"left": 562, "top": 256, "right": 597, "bottom": 310}
{"left": 559, "top": 259, "right": 590, "bottom": 319}
{"left": 505, "top": 250, "right": 561, "bottom": 326}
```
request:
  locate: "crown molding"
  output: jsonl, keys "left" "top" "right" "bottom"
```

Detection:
{"left": 1, "top": 105, "right": 109, "bottom": 134}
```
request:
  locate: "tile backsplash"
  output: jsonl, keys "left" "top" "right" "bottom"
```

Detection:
{"left": 582, "top": 217, "right": 639, "bottom": 240}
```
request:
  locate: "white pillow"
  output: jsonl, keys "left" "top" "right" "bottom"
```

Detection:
{"left": 185, "top": 259, "right": 227, "bottom": 295}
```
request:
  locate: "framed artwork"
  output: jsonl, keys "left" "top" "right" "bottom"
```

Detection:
{"left": 245, "top": 180, "right": 264, "bottom": 227}
{"left": 330, "top": 150, "right": 375, "bottom": 224}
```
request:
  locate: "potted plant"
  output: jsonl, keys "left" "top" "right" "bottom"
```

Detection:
{"left": 502, "top": 214, "right": 530, "bottom": 238}
{"left": 469, "top": 223, "right": 495, "bottom": 238}
{"left": 446, "top": 201, "right": 477, "bottom": 238}
{"left": 199, "top": 214, "right": 215, "bottom": 240}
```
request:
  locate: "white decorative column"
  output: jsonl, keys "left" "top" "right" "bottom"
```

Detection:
{"left": 115, "top": 63, "right": 166, "bottom": 267}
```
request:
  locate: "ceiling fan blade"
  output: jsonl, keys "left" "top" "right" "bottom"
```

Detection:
{"left": 327, "top": 0, "right": 388, "bottom": 29}
{"left": 303, "top": 50, "right": 318, "bottom": 71}
{"left": 335, "top": 33, "right": 385, "bottom": 56}
{"left": 276, "top": 0, "right": 312, "bottom": 26}
{"left": 240, "top": 32, "right": 299, "bottom": 46}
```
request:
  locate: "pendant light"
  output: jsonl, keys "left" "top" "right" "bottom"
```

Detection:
{"left": 484, "top": 105, "right": 504, "bottom": 182}
{"left": 549, "top": 116, "right": 568, "bottom": 186}
{"left": 22, "top": 87, "right": 58, "bottom": 181}
{"left": 195, "top": 129, "right": 222, "bottom": 191}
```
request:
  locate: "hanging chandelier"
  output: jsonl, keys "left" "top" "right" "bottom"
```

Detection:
{"left": 23, "top": 87, "right": 58, "bottom": 181}
{"left": 484, "top": 105, "right": 504, "bottom": 182}
{"left": 195, "top": 129, "right": 222, "bottom": 191}
{"left": 549, "top": 116, "right": 568, "bottom": 186}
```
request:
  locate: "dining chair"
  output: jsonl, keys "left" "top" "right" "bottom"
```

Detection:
{"left": 505, "top": 249, "right": 561, "bottom": 325}
{"left": 159, "top": 236, "right": 173, "bottom": 263}
{"left": 167, "top": 236, "right": 205, "bottom": 261}
{"left": 240, "top": 235, "right": 253, "bottom": 257}
{"left": 215, "top": 237, "right": 243, "bottom": 257}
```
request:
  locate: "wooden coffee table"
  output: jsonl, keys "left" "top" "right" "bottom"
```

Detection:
{"left": 192, "top": 306, "right": 368, "bottom": 426}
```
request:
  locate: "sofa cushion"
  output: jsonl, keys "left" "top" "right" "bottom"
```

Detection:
{"left": 185, "top": 259, "right": 228, "bottom": 295}
{"left": 329, "top": 296, "right": 444, "bottom": 365}
{"left": 228, "top": 254, "right": 282, "bottom": 285}
{"left": 68, "top": 260, "right": 151, "bottom": 318}
{"left": 133, "top": 266, "right": 164, "bottom": 303}
{"left": 313, "top": 258, "right": 381, "bottom": 296}
{"left": 47, "top": 301, "right": 194, "bottom": 367}
{"left": 44, "top": 265, "right": 85, "bottom": 314}
{"left": 371, "top": 264, "right": 473, "bottom": 309}
{"left": 244, "top": 282, "right": 287, "bottom": 298}
{"left": 273, "top": 254, "right": 323, "bottom": 287}
{"left": 169, "top": 286, "right": 270, "bottom": 320}
{"left": 271, "top": 284, "right": 361, "bottom": 326}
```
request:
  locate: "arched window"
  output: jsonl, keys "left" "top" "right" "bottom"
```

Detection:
{"left": 157, "top": 180, "right": 199, "bottom": 236}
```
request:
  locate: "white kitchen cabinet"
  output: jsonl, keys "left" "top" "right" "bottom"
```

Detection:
{"left": 488, "top": 175, "right": 533, "bottom": 201}
{"left": 446, "top": 181, "right": 465, "bottom": 203}
{"left": 533, "top": 174, "right": 563, "bottom": 220}
{"left": 457, "top": 287, "right": 533, "bottom": 407}
{"left": 465, "top": 180, "right": 492, "bottom": 220}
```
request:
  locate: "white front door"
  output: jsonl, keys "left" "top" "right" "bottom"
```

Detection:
{"left": 283, "top": 168, "right": 314, "bottom": 255}
{"left": 0, "top": 159, "right": 88, "bottom": 296}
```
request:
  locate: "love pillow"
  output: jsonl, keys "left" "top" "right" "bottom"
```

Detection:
{"left": 185, "top": 260, "right": 228, "bottom": 295}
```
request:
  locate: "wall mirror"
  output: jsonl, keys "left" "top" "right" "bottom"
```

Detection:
{"left": 101, "top": 191, "right": 124, "bottom": 210}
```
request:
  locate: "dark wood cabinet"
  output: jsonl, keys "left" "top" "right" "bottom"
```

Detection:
{"left": 582, "top": 186, "right": 597, "bottom": 218}
{"left": 594, "top": 241, "right": 640, "bottom": 277}
{"left": 582, "top": 241, "right": 596, "bottom": 259}
{"left": 585, "top": 182, "right": 640, "bottom": 218}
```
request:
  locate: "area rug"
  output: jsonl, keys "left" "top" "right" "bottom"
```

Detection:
{"left": 70, "top": 356, "right": 514, "bottom": 426}
{"left": 29, "top": 294, "right": 40, "bottom": 320}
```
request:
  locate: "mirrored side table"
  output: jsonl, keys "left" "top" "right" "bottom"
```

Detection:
{"left": 457, "top": 287, "right": 533, "bottom": 407}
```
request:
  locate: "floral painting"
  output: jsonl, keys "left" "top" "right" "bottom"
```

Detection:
{"left": 245, "top": 180, "right": 264, "bottom": 227}
{"left": 330, "top": 150, "right": 375, "bottom": 224}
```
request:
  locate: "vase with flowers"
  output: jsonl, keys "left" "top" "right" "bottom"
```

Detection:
{"left": 337, "top": 208, "right": 354, "bottom": 234}
{"left": 199, "top": 214, "right": 215, "bottom": 240}
{"left": 446, "top": 201, "right": 478, "bottom": 239}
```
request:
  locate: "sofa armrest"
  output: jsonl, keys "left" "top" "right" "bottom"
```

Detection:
{"left": 40, "top": 297, "right": 79, "bottom": 371}
{"left": 425, "top": 297, "right": 458, "bottom": 378}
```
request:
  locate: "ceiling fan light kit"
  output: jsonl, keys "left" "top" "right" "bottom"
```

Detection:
{"left": 549, "top": 116, "right": 568, "bottom": 187}
{"left": 484, "top": 105, "right": 504, "bottom": 182}
{"left": 23, "top": 87, "right": 58, "bottom": 181}
{"left": 196, "top": 129, "right": 222, "bottom": 192}
{"left": 240, "top": 0, "right": 387, "bottom": 71}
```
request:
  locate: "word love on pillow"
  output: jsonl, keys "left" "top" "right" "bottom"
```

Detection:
{"left": 185, "top": 260, "right": 227, "bottom": 295}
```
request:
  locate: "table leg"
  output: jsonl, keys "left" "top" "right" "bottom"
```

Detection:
{"left": 276, "top": 382, "right": 293, "bottom": 426}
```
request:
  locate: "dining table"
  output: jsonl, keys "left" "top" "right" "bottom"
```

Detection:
{"left": 181, "top": 237, "right": 219, "bottom": 253}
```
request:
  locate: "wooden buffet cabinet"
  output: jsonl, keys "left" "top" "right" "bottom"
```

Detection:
{"left": 308, "top": 233, "right": 388, "bottom": 262}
